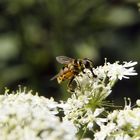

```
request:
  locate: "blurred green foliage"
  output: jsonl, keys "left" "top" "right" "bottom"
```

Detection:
{"left": 0, "top": 0, "right": 139, "bottom": 102}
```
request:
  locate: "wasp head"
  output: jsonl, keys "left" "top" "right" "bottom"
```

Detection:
{"left": 82, "top": 58, "right": 93, "bottom": 69}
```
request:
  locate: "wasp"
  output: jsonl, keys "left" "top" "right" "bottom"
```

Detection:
{"left": 51, "top": 56, "right": 94, "bottom": 91}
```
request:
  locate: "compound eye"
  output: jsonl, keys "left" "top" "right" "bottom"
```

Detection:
{"left": 83, "top": 58, "right": 93, "bottom": 68}
{"left": 85, "top": 61, "right": 90, "bottom": 68}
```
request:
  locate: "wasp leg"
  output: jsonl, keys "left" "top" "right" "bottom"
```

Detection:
{"left": 81, "top": 67, "right": 86, "bottom": 74}
{"left": 89, "top": 68, "right": 97, "bottom": 78}
{"left": 67, "top": 76, "right": 75, "bottom": 93}
{"left": 75, "top": 76, "right": 81, "bottom": 90}
{"left": 67, "top": 76, "right": 81, "bottom": 93}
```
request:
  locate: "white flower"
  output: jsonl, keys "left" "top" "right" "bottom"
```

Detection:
{"left": 60, "top": 60, "right": 137, "bottom": 134}
{"left": 85, "top": 108, "right": 107, "bottom": 130}
{"left": 0, "top": 90, "right": 77, "bottom": 140}
{"left": 107, "top": 110, "right": 118, "bottom": 121}
{"left": 94, "top": 61, "right": 137, "bottom": 81}
{"left": 108, "top": 133, "right": 131, "bottom": 140}
{"left": 106, "top": 61, "right": 137, "bottom": 80}
{"left": 94, "top": 99, "right": 140, "bottom": 140}
{"left": 94, "top": 122, "right": 117, "bottom": 140}
{"left": 136, "top": 99, "right": 140, "bottom": 106}
{"left": 75, "top": 60, "right": 137, "bottom": 97}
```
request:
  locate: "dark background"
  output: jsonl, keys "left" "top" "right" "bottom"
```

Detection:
{"left": 0, "top": 0, "right": 139, "bottom": 104}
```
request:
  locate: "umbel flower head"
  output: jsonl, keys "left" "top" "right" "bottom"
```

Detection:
{"left": 94, "top": 99, "right": 140, "bottom": 140}
{"left": 0, "top": 60, "right": 137, "bottom": 140}
{"left": 60, "top": 60, "right": 137, "bottom": 131}
{"left": 0, "top": 89, "right": 77, "bottom": 140}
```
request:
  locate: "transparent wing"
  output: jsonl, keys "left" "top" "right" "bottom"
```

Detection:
{"left": 50, "top": 73, "right": 59, "bottom": 81}
{"left": 56, "top": 56, "right": 74, "bottom": 64}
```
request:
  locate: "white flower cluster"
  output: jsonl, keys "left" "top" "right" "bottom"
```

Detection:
{"left": 94, "top": 99, "right": 140, "bottom": 140}
{"left": 0, "top": 90, "right": 77, "bottom": 140}
{"left": 0, "top": 60, "right": 137, "bottom": 140}
{"left": 93, "top": 61, "right": 137, "bottom": 85}
{"left": 60, "top": 61, "right": 137, "bottom": 131}
{"left": 61, "top": 94, "right": 107, "bottom": 130}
